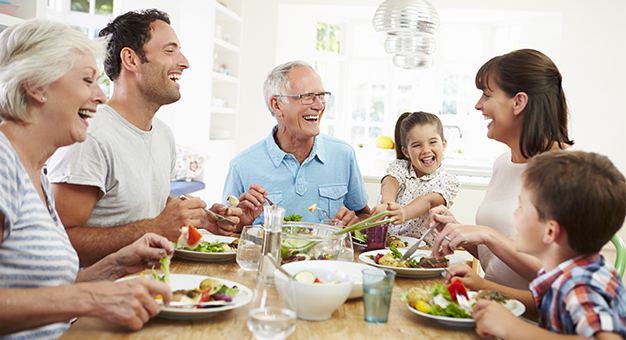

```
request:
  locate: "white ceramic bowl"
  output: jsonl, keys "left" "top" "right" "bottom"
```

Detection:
{"left": 283, "top": 261, "right": 369, "bottom": 299}
{"left": 275, "top": 263, "right": 354, "bottom": 321}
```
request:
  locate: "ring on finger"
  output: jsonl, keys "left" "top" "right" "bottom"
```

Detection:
{"left": 444, "top": 236, "right": 452, "bottom": 241}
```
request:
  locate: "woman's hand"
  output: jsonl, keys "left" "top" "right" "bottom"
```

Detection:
{"left": 112, "top": 233, "right": 174, "bottom": 279}
{"left": 431, "top": 223, "right": 492, "bottom": 258}
{"left": 426, "top": 205, "right": 459, "bottom": 230}
{"left": 80, "top": 278, "right": 172, "bottom": 330}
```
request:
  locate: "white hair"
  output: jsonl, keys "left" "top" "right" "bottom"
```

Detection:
{"left": 263, "top": 60, "right": 315, "bottom": 117}
{"left": 0, "top": 19, "right": 104, "bottom": 122}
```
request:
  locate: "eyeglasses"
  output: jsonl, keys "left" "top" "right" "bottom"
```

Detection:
{"left": 274, "top": 92, "right": 331, "bottom": 105}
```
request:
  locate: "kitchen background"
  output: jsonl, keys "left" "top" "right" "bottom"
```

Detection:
{"left": 2, "top": 0, "right": 625, "bottom": 244}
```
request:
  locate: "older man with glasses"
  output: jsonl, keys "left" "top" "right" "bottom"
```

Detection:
{"left": 222, "top": 61, "right": 371, "bottom": 231}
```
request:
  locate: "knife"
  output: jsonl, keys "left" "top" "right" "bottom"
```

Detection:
{"left": 399, "top": 223, "right": 439, "bottom": 261}
{"left": 179, "top": 195, "right": 236, "bottom": 225}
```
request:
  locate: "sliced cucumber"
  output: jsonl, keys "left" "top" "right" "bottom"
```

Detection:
{"left": 294, "top": 270, "right": 318, "bottom": 284}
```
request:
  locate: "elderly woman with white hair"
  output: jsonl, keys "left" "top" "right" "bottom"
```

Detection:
{"left": 0, "top": 20, "right": 174, "bottom": 340}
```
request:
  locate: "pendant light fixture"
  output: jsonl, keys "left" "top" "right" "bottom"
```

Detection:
{"left": 372, "top": 0, "right": 440, "bottom": 69}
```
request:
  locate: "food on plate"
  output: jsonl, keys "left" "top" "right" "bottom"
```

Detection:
{"left": 352, "top": 231, "right": 408, "bottom": 248}
{"left": 176, "top": 225, "right": 239, "bottom": 253}
{"left": 400, "top": 280, "right": 518, "bottom": 319}
{"left": 474, "top": 289, "right": 517, "bottom": 310}
{"left": 284, "top": 214, "right": 303, "bottom": 222}
{"left": 181, "top": 238, "right": 239, "bottom": 253}
{"left": 177, "top": 225, "right": 203, "bottom": 249}
{"left": 366, "top": 247, "right": 449, "bottom": 269}
{"left": 386, "top": 235, "right": 408, "bottom": 248}
{"left": 293, "top": 270, "right": 338, "bottom": 284}
{"left": 227, "top": 194, "right": 239, "bottom": 207}
{"left": 151, "top": 256, "right": 171, "bottom": 286}
{"left": 406, "top": 287, "right": 430, "bottom": 307}
{"left": 169, "top": 277, "right": 240, "bottom": 309}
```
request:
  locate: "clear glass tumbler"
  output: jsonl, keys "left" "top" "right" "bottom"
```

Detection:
{"left": 362, "top": 268, "right": 395, "bottom": 323}
{"left": 237, "top": 225, "right": 264, "bottom": 271}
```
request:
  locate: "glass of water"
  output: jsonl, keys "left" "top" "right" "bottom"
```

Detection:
{"left": 247, "top": 272, "right": 297, "bottom": 340}
{"left": 322, "top": 218, "right": 354, "bottom": 262}
{"left": 237, "top": 225, "right": 263, "bottom": 271}
{"left": 362, "top": 268, "right": 395, "bottom": 323}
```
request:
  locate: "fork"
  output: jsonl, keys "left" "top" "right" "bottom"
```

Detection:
{"left": 314, "top": 207, "right": 331, "bottom": 220}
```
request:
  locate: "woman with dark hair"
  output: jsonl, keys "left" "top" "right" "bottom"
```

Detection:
{"left": 429, "top": 49, "right": 573, "bottom": 290}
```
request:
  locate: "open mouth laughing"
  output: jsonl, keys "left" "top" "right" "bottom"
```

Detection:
{"left": 303, "top": 115, "right": 319, "bottom": 122}
{"left": 421, "top": 156, "right": 436, "bottom": 167}
{"left": 78, "top": 109, "right": 94, "bottom": 119}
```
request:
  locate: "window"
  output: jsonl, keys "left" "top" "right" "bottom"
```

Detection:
{"left": 47, "top": 0, "right": 116, "bottom": 98}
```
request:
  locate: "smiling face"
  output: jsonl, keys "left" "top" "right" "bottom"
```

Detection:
{"left": 401, "top": 123, "right": 446, "bottom": 178}
{"left": 274, "top": 66, "right": 325, "bottom": 142}
{"left": 45, "top": 52, "right": 106, "bottom": 146}
{"left": 137, "top": 20, "right": 189, "bottom": 106}
{"left": 474, "top": 79, "right": 521, "bottom": 147}
{"left": 513, "top": 185, "right": 549, "bottom": 258}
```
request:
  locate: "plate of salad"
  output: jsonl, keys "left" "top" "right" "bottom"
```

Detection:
{"left": 359, "top": 248, "right": 465, "bottom": 278}
{"left": 120, "top": 273, "right": 252, "bottom": 320}
{"left": 402, "top": 280, "right": 525, "bottom": 327}
{"left": 175, "top": 227, "right": 239, "bottom": 262}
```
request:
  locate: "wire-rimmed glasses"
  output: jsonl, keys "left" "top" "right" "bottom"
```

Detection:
{"left": 274, "top": 92, "right": 331, "bottom": 105}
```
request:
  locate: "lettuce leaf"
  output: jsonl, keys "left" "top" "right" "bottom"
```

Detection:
{"left": 151, "top": 256, "right": 171, "bottom": 286}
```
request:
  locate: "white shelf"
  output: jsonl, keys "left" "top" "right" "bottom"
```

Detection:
{"left": 214, "top": 37, "right": 240, "bottom": 53}
{"left": 215, "top": 1, "right": 241, "bottom": 22}
{"left": 212, "top": 71, "right": 239, "bottom": 83}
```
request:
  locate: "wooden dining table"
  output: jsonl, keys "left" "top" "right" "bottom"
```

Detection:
{"left": 59, "top": 248, "right": 483, "bottom": 340}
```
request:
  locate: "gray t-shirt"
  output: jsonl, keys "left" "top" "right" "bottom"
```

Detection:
{"left": 47, "top": 105, "right": 176, "bottom": 228}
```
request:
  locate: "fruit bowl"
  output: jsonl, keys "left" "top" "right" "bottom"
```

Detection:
{"left": 280, "top": 222, "right": 347, "bottom": 264}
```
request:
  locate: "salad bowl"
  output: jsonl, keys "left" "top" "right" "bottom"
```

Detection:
{"left": 275, "top": 263, "right": 354, "bottom": 321}
{"left": 280, "top": 222, "right": 347, "bottom": 264}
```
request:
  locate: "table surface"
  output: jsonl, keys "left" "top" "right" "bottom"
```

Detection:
{"left": 60, "top": 248, "right": 482, "bottom": 340}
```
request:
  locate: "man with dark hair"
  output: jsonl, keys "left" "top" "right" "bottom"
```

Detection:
{"left": 47, "top": 9, "right": 239, "bottom": 267}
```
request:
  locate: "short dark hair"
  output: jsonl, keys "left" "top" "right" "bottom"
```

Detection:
{"left": 476, "top": 49, "right": 574, "bottom": 159}
{"left": 99, "top": 9, "right": 170, "bottom": 81}
{"left": 393, "top": 111, "right": 444, "bottom": 160}
{"left": 522, "top": 150, "right": 626, "bottom": 254}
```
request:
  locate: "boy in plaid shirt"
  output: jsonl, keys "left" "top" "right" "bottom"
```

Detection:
{"left": 445, "top": 150, "right": 626, "bottom": 339}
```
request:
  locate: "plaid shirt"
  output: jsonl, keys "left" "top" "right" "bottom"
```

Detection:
{"left": 530, "top": 253, "right": 626, "bottom": 338}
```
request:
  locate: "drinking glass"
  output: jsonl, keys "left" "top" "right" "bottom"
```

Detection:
{"left": 237, "top": 225, "right": 264, "bottom": 271}
{"left": 362, "top": 268, "right": 395, "bottom": 323}
{"left": 322, "top": 218, "right": 354, "bottom": 262}
{"left": 366, "top": 223, "right": 388, "bottom": 251}
{"left": 247, "top": 272, "right": 297, "bottom": 340}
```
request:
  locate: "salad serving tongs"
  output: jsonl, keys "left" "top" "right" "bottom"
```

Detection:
{"left": 399, "top": 223, "right": 439, "bottom": 261}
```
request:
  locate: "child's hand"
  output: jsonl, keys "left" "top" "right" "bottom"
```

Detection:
{"left": 370, "top": 203, "right": 387, "bottom": 218}
{"left": 443, "top": 263, "right": 485, "bottom": 291}
{"left": 385, "top": 202, "right": 406, "bottom": 224}
{"left": 473, "top": 300, "right": 520, "bottom": 339}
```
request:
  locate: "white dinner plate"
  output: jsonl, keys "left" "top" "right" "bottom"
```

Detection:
{"left": 407, "top": 292, "right": 526, "bottom": 327}
{"left": 175, "top": 235, "right": 238, "bottom": 262}
{"left": 359, "top": 248, "right": 465, "bottom": 278}
{"left": 118, "top": 274, "right": 252, "bottom": 320}
{"left": 282, "top": 261, "right": 371, "bottom": 299}
{"left": 352, "top": 235, "right": 424, "bottom": 250}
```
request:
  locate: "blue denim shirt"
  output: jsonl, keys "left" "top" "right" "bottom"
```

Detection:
{"left": 222, "top": 125, "right": 369, "bottom": 224}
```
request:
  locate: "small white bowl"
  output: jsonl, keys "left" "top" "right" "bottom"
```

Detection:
{"left": 275, "top": 263, "right": 353, "bottom": 321}
{"left": 283, "top": 261, "right": 369, "bottom": 299}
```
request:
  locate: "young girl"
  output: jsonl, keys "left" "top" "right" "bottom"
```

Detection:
{"left": 372, "top": 111, "right": 460, "bottom": 247}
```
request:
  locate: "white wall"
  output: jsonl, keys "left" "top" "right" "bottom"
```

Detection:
{"left": 237, "top": 0, "right": 626, "bottom": 240}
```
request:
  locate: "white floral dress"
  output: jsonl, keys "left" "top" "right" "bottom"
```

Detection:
{"left": 385, "top": 159, "right": 460, "bottom": 247}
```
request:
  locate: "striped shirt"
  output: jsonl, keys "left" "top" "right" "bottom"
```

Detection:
{"left": 530, "top": 253, "right": 626, "bottom": 338}
{"left": 0, "top": 132, "right": 79, "bottom": 340}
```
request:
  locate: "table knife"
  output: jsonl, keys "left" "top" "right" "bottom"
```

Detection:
{"left": 399, "top": 223, "right": 438, "bottom": 261}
